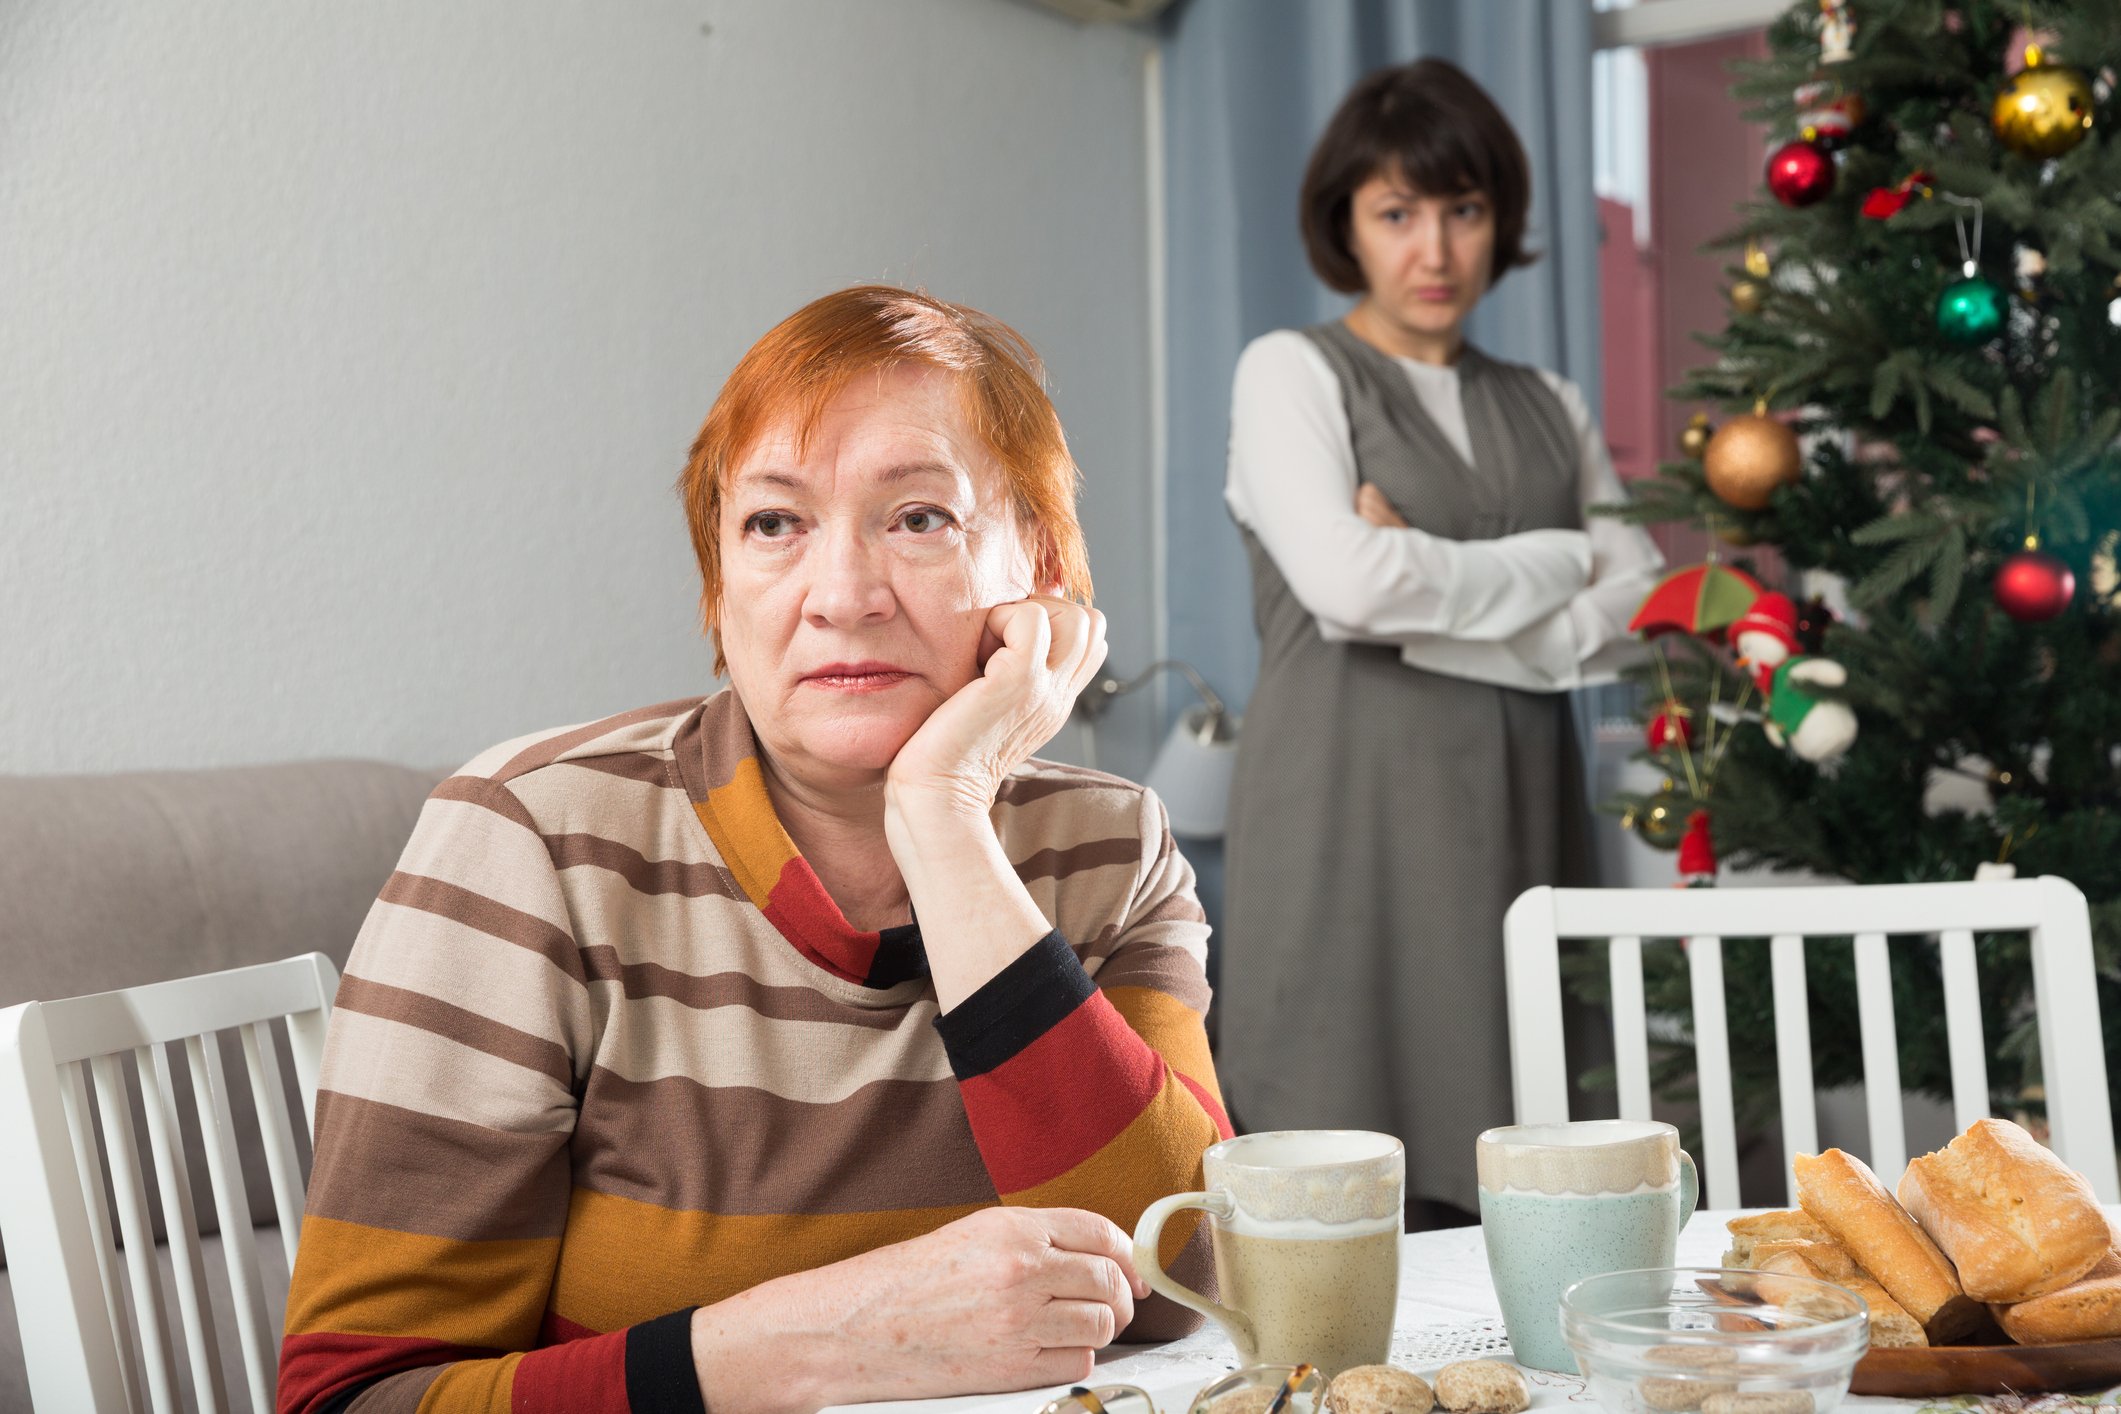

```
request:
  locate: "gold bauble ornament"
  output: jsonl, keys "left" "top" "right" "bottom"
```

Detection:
{"left": 1992, "top": 47, "right": 2094, "bottom": 159}
{"left": 1731, "top": 279, "right": 1767, "bottom": 315}
{"left": 1703, "top": 402, "right": 1801, "bottom": 511}
{"left": 1638, "top": 785, "right": 1690, "bottom": 850}
{"left": 1679, "top": 412, "right": 1714, "bottom": 460}
{"left": 1714, "top": 518, "right": 1759, "bottom": 548}
{"left": 1744, "top": 240, "right": 1772, "bottom": 279}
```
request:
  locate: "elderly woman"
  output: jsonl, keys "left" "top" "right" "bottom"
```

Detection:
{"left": 279, "top": 287, "right": 1229, "bottom": 1414}
{"left": 1218, "top": 59, "right": 1663, "bottom": 1228}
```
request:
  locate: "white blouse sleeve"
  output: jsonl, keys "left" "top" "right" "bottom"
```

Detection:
{"left": 1224, "top": 331, "right": 1593, "bottom": 643}
{"left": 1392, "top": 374, "right": 1664, "bottom": 691}
{"left": 1545, "top": 370, "right": 1667, "bottom": 682}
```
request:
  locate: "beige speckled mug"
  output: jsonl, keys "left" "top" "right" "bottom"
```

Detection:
{"left": 1133, "top": 1131, "right": 1403, "bottom": 1377}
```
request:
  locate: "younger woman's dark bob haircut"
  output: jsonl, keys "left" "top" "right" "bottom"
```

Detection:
{"left": 1299, "top": 58, "right": 1538, "bottom": 296}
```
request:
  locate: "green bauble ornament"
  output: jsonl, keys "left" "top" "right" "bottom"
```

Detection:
{"left": 1936, "top": 264, "right": 2006, "bottom": 344}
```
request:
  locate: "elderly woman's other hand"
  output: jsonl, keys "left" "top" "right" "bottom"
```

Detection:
{"left": 884, "top": 594, "right": 1109, "bottom": 818}
{"left": 689, "top": 1205, "right": 1146, "bottom": 1414}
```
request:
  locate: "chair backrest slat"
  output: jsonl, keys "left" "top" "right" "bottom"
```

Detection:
{"left": 2026, "top": 879, "right": 2120, "bottom": 1193}
{"left": 2, "top": 953, "right": 341, "bottom": 1412}
{"left": 1851, "top": 932, "right": 1909, "bottom": 1189}
{"left": 242, "top": 1020, "right": 307, "bottom": 1264}
{"left": 1503, "top": 878, "right": 2120, "bottom": 1208}
{"left": 138, "top": 1043, "right": 229, "bottom": 1414}
{"left": 186, "top": 1033, "right": 278, "bottom": 1408}
{"left": 61, "top": 1061, "right": 144, "bottom": 1414}
{"left": 1936, "top": 927, "right": 1991, "bottom": 1136}
{"left": 1607, "top": 936, "right": 1653, "bottom": 1121}
{"left": 1768, "top": 933, "right": 1818, "bottom": 1206}
{"left": 91, "top": 1052, "right": 177, "bottom": 1413}
{"left": 1685, "top": 936, "right": 1743, "bottom": 1210}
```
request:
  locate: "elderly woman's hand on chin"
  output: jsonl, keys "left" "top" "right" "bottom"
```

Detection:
{"left": 883, "top": 593, "right": 1109, "bottom": 1011}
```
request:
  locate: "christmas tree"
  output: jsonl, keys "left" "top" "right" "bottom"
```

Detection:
{"left": 1591, "top": 0, "right": 2121, "bottom": 1139}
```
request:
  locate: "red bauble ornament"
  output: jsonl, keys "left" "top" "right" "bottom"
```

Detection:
{"left": 1647, "top": 708, "right": 1696, "bottom": 752}
{"left": 1766, "top": 139, "right": 1835, "bottom": 206}
{"left": 1678, "top": 811, "right": 1718, "bottom": 881}
{"left": 1994, "top": 550, "right": 2075, "bottom": 622}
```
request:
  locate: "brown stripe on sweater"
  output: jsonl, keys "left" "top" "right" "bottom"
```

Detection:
{"left": 331, "top": 1366, "right": 446, "bottom": 1414}
{"left": 1095, "top": 952, "right": 1212, "bottom": 1013}
{"left": 305, "top": 1092, "right": 573, "bottom": 1241}
{"left": 1012, "top": 835, "right": 1142, "bottom": 884}
{"left": 1084, "top": 893, "right": 1209, "bottom": 964}
{"left": 577, "top": 947, "right": 901, "bottom": 1029}
{"left": 544, "top": 832, "right": 741, "bottom": 899}
{"left": 378, "top": 872, "right": 583, "bottom": 981}
{"left": 570, "top": 1071, "right": 995, "bottom": 1215}
{"left": 996, "top": 772, "right": 1123, "bottom": 808}
{"left": 428, "top": 773, "right": 540, "bottom": 833}
{"left": 558, "top": 750, "right": 682, "bottom": 789}
{"left": 494, "top": 698, "right": 703, "bottom": 784}
{"left": 336, "top": 975, "right": 576, "bottom": 1088}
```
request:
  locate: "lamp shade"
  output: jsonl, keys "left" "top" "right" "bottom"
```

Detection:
{"left": 1143, "top": 706, "right": 1237, "bottom": 839}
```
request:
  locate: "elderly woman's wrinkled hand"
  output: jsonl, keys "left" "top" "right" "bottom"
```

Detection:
{"left": 691, "top": 1205, "right": 1147, "bottom": 1414}
{"left": 884, "top": 595, "right": 1108, "bottom": 817}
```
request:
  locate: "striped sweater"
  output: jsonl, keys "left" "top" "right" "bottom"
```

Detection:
{"left": 279, "top": 689, "right": 1230, "bottom": 1414}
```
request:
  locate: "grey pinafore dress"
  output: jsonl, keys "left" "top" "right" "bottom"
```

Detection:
{"left": 1218, "top": 321, "right": 1595, "bottom": 1215}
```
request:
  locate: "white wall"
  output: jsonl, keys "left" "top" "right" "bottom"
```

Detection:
{"left": 1, "top": 0, "right": 1164, "bottom": 779}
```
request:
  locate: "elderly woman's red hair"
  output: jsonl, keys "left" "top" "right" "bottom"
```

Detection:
{"left": 680, "top": 285, "right": 1095, "bottom": 669}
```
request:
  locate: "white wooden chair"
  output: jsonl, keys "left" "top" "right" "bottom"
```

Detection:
{"left": 0, "top": 952, "right": 339, "bottom": 1413}
{"left": 1503, "top": 877, "right": 2119, "bottom": 1210}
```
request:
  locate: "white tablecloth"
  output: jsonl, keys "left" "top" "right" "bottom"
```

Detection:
{"left": 826, "top": 1209, "right": 2121, "bottom": 1414}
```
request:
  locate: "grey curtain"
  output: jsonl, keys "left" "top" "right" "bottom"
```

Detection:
{"left": 1158, "top": 0, "right": 1600, "bottom": 937}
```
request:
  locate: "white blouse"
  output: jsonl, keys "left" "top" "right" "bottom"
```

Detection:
{"left": 1224, "top": 329, "right": 1666, "bottom": 692}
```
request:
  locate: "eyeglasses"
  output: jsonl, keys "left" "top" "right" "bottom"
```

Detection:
{"left": 1035, "top": 1366, "right": 1326, "bottom": 1414}
{"left": 1037, "top": 1385, "right": 1157, "bottom": 1414}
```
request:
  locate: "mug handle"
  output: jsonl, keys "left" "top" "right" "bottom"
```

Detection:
{"left": 1677, "top": 1150, "right": 1699, "bottom": 1227}
{"left": 1132, "top": 1190, "right": 1252, "bottom": 1348}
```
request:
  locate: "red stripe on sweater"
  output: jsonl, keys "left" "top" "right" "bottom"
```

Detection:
{"left": 958, "top": 991, "right": 1166, "bottom": 1194}
{"left": 512, "top": 1326, "right": 634, "bottom": 1414}
{"left": 762, "top": 856, "right": 880, "bottom": 984}
{"left": 538, "top": 1309, "right": 602, "bottom": 1345}
{"left": 279, "top": 1331, "right": 496, "bottom": 1414}
{"left": 1176, "top": 1070, "right": 1235, "bottom": 1140}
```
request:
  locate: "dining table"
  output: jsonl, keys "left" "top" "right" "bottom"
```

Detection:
{"left": 827, "top": 1208, "right": 2121, "bottom": 1414}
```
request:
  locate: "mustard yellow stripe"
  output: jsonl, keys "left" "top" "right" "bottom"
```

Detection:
{"left": 1107, "top": 985, "right": 1224, "bottom": 1109}
{"left": 551, "top": 1186, "right": 986, "bottom": 1329}
{"left": 284, "top": 1215, "right": 555, "bottom": 1350}
{"left": 418, "top": 1352, "right": 524, "bottom": 1413}
{"left": 694, "top": 757, "right": 798, "bottom": 909}
{"left": 1003, "top": 1068, "right": 1219, "bottom": 1267}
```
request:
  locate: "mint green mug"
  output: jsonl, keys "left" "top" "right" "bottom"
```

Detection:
{"left": 1476, "top": 1119, "right": 1698, "bottom": 1373}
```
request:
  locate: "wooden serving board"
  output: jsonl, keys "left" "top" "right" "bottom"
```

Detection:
{"left": 1852, "top": 1338, "right": 2121, "bottom": 1397}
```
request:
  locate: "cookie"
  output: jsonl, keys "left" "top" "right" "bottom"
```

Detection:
{"left": 1639, "top": 1377, "right": 1739, "bottom": 1411}
{"left": 1326, "top": 1365, "right": 1435, "bottom": 1414}
{"left": 1433, "top": 1360, "right": 1530, "bottom": 1414}
{"left": 1700, "top": 1393, "right": 1814, "bottom": 1414}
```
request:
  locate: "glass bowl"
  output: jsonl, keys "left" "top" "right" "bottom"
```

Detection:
{"left": 1560, "top": 1267, "right": 1869, "bottom": 1414}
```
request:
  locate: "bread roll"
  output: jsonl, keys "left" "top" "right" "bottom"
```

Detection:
{"left": 1757, "top": 1250, "right": 1927, "bottom": 1348}
{"left": 1793, "top": 1149, "right": 1982, "bottom": 1342}
{"left": 1748, "top": 1239, "right": 1859, "bottom": 1281}
{"left": 1724, "top": 1209, "right": 1833, "bottom": 1266}
{"left": 1898, "top": 1118, "right": 2109, "bottom": 1302}
{"left": 1993, "top": 1250, "right": 2121, "bottom": 1344}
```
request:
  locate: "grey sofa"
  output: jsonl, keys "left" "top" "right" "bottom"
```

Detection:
{"left": 0, "top": 759, "right": 441, "bottom": 1410}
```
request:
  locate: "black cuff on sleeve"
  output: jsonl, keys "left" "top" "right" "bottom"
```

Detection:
{"left": 626, "top": 1306, "right": 708, "bottom": 1414}
{"left": 932, "top": 929, "right": 1094, "bottom": 1081}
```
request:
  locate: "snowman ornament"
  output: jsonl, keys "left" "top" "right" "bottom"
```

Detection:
{"left": 1731, "top": 592, "right": 1858, "bottom": 763}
